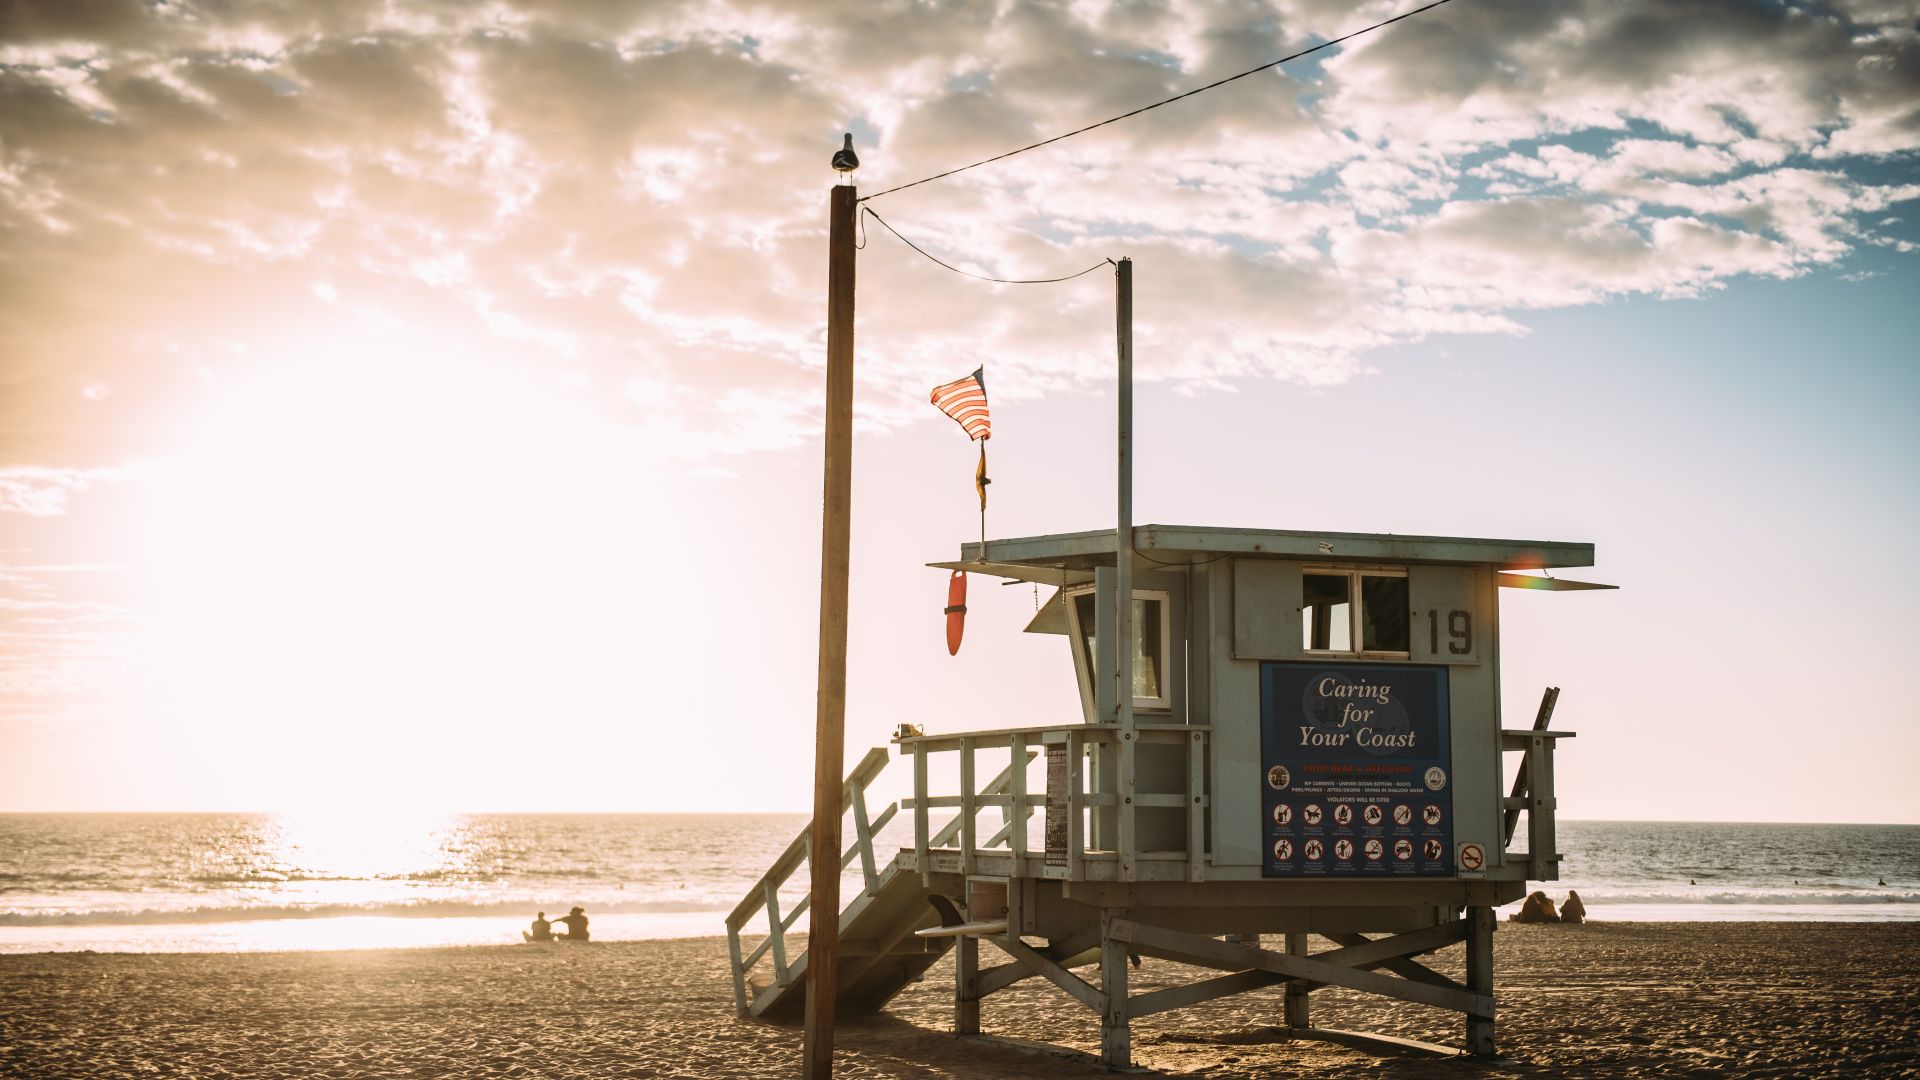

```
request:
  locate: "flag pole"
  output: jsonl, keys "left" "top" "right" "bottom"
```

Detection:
{"left": 1114, "top": 256, "right": 1136, "bottom": 882}
{"left": 804, "top": 176, "right": 858, "bottom": 1080}
{"left": 977, "top": 443, "right": 988, "bottom": 554}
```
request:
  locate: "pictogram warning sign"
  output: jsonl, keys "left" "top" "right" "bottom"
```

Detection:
{"left": 1259, "top": 661, "right": 1455, "bottom": 879}
{"left": 1457, "top": 841, "right": 1486, "bottom": 874}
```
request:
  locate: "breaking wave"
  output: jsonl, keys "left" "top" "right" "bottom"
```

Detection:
{"left": 0, "top": 898, "right": 727, "bottom": 927}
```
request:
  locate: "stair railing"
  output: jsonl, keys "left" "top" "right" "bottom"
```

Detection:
{"left": 725, "top": 747, "right": 894, "bottom": 1015}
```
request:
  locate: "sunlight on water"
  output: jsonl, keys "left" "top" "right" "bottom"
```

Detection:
{"left": 265, "top": 809, "right": 459, "bottom": 887}
{"left": 0, "top": 816, "right": 1912, "bottom": 954}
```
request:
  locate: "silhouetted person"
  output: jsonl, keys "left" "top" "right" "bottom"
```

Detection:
{"left": 524, "top": 911, "right": 553, "bottom": 942}
{"left": 555, "top": 906, "right": 589, "bottom": 942}
{"left": 1509, "top": 890, "right": 1560, "bottom": 923}
{"left": 1560, "top": 890, "right": 1587, "bottom": 924}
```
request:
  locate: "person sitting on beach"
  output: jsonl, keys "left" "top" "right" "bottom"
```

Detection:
{"left": 1509, "top": 890, "right": 1560, "bottom": 923}
{"left": 555, "top": 906, "right": 590, "bottom": 943}
{"left": 1560, "top": 890, "right": 1587, "bottom": 925}
{"left": 524, "top": 911, "right": 553, "bottom": 943}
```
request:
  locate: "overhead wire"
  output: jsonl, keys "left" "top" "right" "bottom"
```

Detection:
{"left": 858, "top": 0, "right": 1456, "bottom": 204}
{"left": 863, "top": 206, "right": 1113, "bottom": 284}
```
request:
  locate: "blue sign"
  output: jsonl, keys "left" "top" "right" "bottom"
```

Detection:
{"left": 1260, "top": 662, "right": 1453, "bottom": 877}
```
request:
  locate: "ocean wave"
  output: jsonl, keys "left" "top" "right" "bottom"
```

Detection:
{"left": 0, "top": 898, "right": 727, "bottom": 927}
{"left": 3, "top": 868, "right": 637, "bottom": 889}
{"left": 1570, "top": 890, "right": 1918, "bottom": 906}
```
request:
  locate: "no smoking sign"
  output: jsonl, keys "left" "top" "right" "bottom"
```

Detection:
{"left": 1456, "top": 842, "right": 1486, "bottom": 875}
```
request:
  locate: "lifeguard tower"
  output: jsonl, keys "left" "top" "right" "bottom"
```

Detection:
{"left": 730, "top": 522, "right": 1602, "bottom": 1066}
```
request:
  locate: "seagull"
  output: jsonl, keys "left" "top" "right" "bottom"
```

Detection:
{"left": 832, "top": 133, "right": 859, "bottom": 173}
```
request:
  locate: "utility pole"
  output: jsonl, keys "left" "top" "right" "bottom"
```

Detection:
{"left": 1113, "top": 257, "right": 1135, "bottom": 882}
{"left": 804, "top": 173, "right": 858, "bottom": 1079}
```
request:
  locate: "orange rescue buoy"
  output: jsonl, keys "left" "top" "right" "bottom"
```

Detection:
{"left": 945, "top": 570, "right": 967, "bottom": 655}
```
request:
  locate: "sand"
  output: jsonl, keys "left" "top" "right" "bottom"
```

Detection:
{"left": 3, "top": 922, "right": 1917, "bottom": 1078}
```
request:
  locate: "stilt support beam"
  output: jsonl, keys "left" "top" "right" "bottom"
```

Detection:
{"left": 1466, "top": 906, "right": 1497, "bottom": 1057}
{"left": 955, "top": 934, "right": 980, "bottom": 1035}
{"left": 1284, "top": 932, "right": 1310, "bottom": 1028}
{"left": 1100, "top": 909, "right": 1132, "bottom": 1069}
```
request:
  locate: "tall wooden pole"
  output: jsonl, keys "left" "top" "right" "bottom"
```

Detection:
{"left": 1113, "top": 257, "right": 1136, "bottom": 882}
{"left": 804, "top": 181, "right": 858, "bottom": 1079}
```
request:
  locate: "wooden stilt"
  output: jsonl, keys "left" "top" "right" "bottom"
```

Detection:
{"left": 1284, "top": 932, "right": 1310, "bottom": 1029}
{"left": 1100, "top": 909, "right": 1132, "bottom": 1069}
{"left": 1465, "top": 906, "right": 1496, "bottom": 1058}
{"left": 955, "top": 934, "right": 981, "bottom": 1036}
{"left": 803, "top": 178, "right": 859, "bottom": 1080}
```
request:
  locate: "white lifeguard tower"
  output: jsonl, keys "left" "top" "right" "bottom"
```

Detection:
{"left": 730, "top": 522, "right": 1603, "bottom": 1066}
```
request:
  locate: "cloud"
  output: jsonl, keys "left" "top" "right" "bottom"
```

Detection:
{"left": 0, "top": 0, "right": 1913, "bottom": 471}
{"left": 0, "top": 466, "right": 127, "bottom": 516}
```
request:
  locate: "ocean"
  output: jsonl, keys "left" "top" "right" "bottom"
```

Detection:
{"left": 0, "top": 815, "right": 1913, "bottom": 954}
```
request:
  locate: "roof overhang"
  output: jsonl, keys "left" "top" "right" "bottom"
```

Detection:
{"left": 1496, "top": 572, "right": 1617, "bottom": 591}
{"left": 950, "top": 524, "right": 1596, "bottom": 574}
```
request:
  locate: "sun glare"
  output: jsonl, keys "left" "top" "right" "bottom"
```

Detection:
{"left": 267, "top": 807, "right": 454, "bottom": 882}
{"left": 125, "top": 321, "right": 689, "bottom": 810}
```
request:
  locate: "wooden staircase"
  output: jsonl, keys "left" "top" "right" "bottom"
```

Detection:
{"left": 726, "top": 745, "right": 1036, "bottom": 1021}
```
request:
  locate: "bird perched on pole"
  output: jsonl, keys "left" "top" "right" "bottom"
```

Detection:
{"left": 832, "top": 133, "right": 859, "bottom": 175}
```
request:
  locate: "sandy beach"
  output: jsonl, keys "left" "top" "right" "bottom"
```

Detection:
{"left": 3, "top": 921, "right": 1916, "bottom": 1078}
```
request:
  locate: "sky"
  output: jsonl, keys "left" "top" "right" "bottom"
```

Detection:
{"left": 1, "top": 0, "right": 1916, "bottom": 822}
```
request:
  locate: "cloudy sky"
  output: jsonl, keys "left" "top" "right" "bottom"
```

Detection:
{"left": 2, "top": 0, "right": 1916, "bottom": 821}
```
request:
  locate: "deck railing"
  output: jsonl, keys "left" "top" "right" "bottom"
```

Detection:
{"left": 1499, "top": 727, "right": 1573, "bottom": 880}
{"left": 729, "top": 717, "right": 1558, "bottom": 1014}
{"left": 724, "top": 723, "right": 1215, "bottom": 1014}
{"left": 898, "top": 723, "right": 1212, "bottom": 885}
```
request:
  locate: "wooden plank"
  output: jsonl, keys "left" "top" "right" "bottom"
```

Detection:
{"left": 765, "top": 880, "right": 788, "bottom": 985}
{"left": 1186, "top": 728, "right": 1206, "bottom": 882}
{"left": 1322, "top": 932, "right": 1462, "bottom": 990}
{"left": 850, "top": 779, "right": 877, "bottom": 896}
{"left": 930, "top": 752, "right": 1036, "bottom": 847}
{"left": 1046, "top": 926, "right": 1105, "bottom": 968}
{"left": 1315, "top": 921, "right": 1466, "bottom": 970}
{"left": 1466, "top": 906, "right": 1496, "bottom": 1057}
{"left": 1127, "top": 969, "right": 1281, "bottom": 1020}
{"left": 960, "top": 737, "right": 976, "bottom": 876}
{"left": 955, "top": 934, "right": 980, "bottom": 1035}
{"left": 898, "top": 722, "right": 1206, "bottom": 753}
{"left": 914, "top": 745, "right": 930, "bottom": 889}
{"left": 773, "top": 811, "right": 902, "bottom": 929}
{"left": 914, "top": 919, "right": 1009, "bottom": 939}
{"left": 964, "top": 525, "right": 1594, "bottom": 571}
{"left": 1503, "top": 687, "right": 1559, "bottom": 846}
{"left": 974, "top": 923, "right": 1101, "bottom": 998}
{"left": 985, "top": 934, "right": 1107, "bottom": 1014}
{"left": 742, "top": 928, "right": 780, "bottom": 971}
{"left": 1527, "top": 733, "right": 1560, "bottom": 881}
{"left": 1009, "top": 732, "right": 1029, "bottom": 860}
{"left": 974, "top": 958, "right": 1037, "bottom": 998}
{"left": 1110, "top": 919, "right": 1492, "bottom": 1017}
{"left": 1284, "top": 933, "right": 1309, "bottom": 1028}
{"left": 726, "top": 747, "right": 891, "bottom": 929}
{"left": 728, "top": 926, "right": 749, "bottom": 1016}
{"left": 1099, "top": 907, "right": 1131, "bottom": 1068}
{"left": 1289, "top": 1027, "right": 1461, "bottom": 1057}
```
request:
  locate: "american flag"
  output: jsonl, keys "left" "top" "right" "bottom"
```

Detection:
{"left": 929, "top": 367, "right": 990, "bottom": 441}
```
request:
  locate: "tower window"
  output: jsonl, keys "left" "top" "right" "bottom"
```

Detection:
{"left": 1302, "top": 568, "right": 1409, "bottom": 657}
